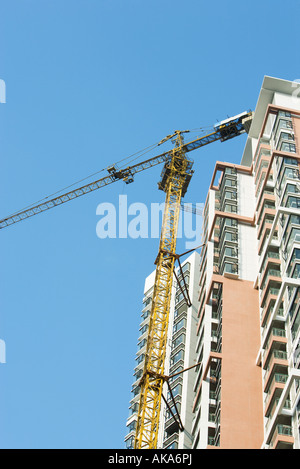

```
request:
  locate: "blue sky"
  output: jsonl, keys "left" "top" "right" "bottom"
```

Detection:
{"left": 0, "top": 0, "right": 299, "bottom": 449}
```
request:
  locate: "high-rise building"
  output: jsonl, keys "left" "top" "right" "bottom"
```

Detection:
{"left": 125, "top": 76, "right": 300, "bottom": 449}
{"left": 124, "top": 252, "right": 201, "bottom": 450}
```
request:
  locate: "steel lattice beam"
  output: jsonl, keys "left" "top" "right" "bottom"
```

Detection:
{"left": 134, "top": 134, "right": 194, "bottom": 449}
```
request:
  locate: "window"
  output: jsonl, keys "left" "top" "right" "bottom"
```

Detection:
{"left": 136, "top": 353, "right": 145, "bottom": 364}
{"left": 274, "top": 118, "right": 293, "bottom": 140}
{"left": 132, "top": 385, "right": 140, "bottom": 396}
{"left": 285, "top": 183, "right": 299, "bottom": 194}
{"left": 174, "top": 306, "right": 187, "bottom": 319}
{"left": 168, "top": 365, "right": 183, "bottom": 384}
{"left": 224, "top": 178, "right": 237, "bottom": 187}
{"left": 175, "top": 291, "right": 185, "bottom": 305}
{"left": 171, "top": 349, "right": 184, "bottom": 365}
{"left": 223, "top": 262, "right": 238, "bottom": 274}
{"left": 176, "top": 274, "right": 189, "bottom": 290}
{"left": 224, "top": 190, "right": 237, "bottom": 200}
{"left": 172, "top": 333, "right": 185, "bottom": 349}
{"left": 137, "top": 338, "right": 147, "bottom": 350}
{"left": 224, "top": 217, "right": 237, "bottom": 227}
{"left": 219, "top": 216, "right": 238, "bottom": 233}
{"left": 292, "top": 264, "right": 300, "bottom": 279}
{"left": 143, "top": 296, "right": 151, "bottom": 307}
{"left": 282, "top": 184, "right": 300, "bottom": 207}
{"left": 181, "top": 262, "right": 190, "bottom": 273}
{"left": 139, "top": 324, "right": 148, "bottom": 334}
{"left": 166, "top": 403, "right": 181, "bottom": 420}
{"left": 285, "top": 196, "right": 300, "bottom": 209}
{"left": 278, "top": 131, "right": 294, "bottom": 142}
{"left": 173, "top": 317, "right": 186, "bottom": 334}
{"left": 224, "top": 167, "right": 237, "bottom": 175}
{"left": 278, "top": 167, "right": 300, "bottom": 194}
{"left": 290, "top": 215, "right": 300, "bottom": 226}
{"left": 129, "top": 402, "right": 139, "bottom": 415}
{"left": 292, "top": 310, "right": 300, "bottom": 340}
{"left": 286, "top": 227, "right": 300, "bottom": 252}
{"left": 283, "top": 157, "right": 298, "bottom": 166}
{"left": 125, "top": 436, "right": 134, "bottom": 449}
{"left": 141, "top": 310, "right": 150, "bottom": 320}
{"left": 292, "top": 248, "right": 300, "bottom": 260}
{"left": 224, "top": 246, "right": 238, "bottom": 257}
{"left": 165, "top": 442, "right": 178, "bottom": 449}
{"left": 133, "top": 369, "right": 143, "bottom": 381}
{"left": 280, "top": 142, "right": 296, "bottom": 153}
{"left": 127, "top": 420, "right": 137, "bottom": 433}
{"left": 224, "top": 231, "right": 238, "bottom": 242}
{"left": 224, "top": 204, "right": 237, "bottom": 213}
{"left": 167, "top": 384, "right": 182, "bottom": 401}
{"left": 278, "top": 111, "right": 292, "bottom": 118}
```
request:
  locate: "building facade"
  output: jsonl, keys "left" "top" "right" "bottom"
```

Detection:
{"left": 125, "top": 76, "right": 300, "bottom": 449}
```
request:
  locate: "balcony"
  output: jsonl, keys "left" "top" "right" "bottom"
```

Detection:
{"left": 277, "top": 140, "right": 296, "bottom": 154}
{"left": 260, "top": 269, "right": 282, "bottom": 305}
{"left": 254, "top": 144, "right": 271, "bottom": 172}
{"left": 260, "top": 267, "right": 281, "bottom": 291}
{"left": 257, "top": 216, "right": 275, "bottom": 241}
{"left": 257, "top": 197, "right": 276, "bottom": 225}
{"left": 263, "top": 327, "right": 286, "bottom": 351}
{"left": 266, "top": 397, "right": 291, "bottom": 422}
{"left": 258, "top": 225, "right": 278, "bottom": 256}
{"left": 222, "top": 261, "right": 238, "bottom": 279}
{"left": 264, "top": 372, "right": 288, "bottom": 416}
{"left": 277, "top": 166, "right": 300, "bottom": 196}
{"left": 261, "top": 290, "right": 284, "bottom": 327}
{"left": 125, "top": 435, "right": 135, "bottom": 449}
{"left": 264, "top": 364, "right": 288, "bottom": 392}
{"left": 208, "top": 412, "right": 216, "bottom": 424}
{"left": 260, "top": 250, "right": 280, "bottom": 274}
{"left": 207, "top": 432, "right": 220, "bottom": 448}
{"left": 269, "top": 424, "right": 294, "bottom": 449}
{"left": 272, "top": 115, "right": 293, "bottom": 144}
{"left": 163, "top": 431, "right": 179, "bottom": 449}
{"left": 255, "top": 159, "right": 270, "bottom": 185}
{"left": 263, "top": 348, "right": 288, "bottom": 373}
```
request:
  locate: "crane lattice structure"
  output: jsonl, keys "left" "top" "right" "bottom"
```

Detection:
{"left": 0, "top": 110, "right": 253, "bottom": 449}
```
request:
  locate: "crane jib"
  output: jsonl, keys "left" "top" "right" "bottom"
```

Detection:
{"left": 0, "top": 111, "right": 252, "bottom": 232}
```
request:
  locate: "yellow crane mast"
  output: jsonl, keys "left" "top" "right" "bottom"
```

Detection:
{"left": 134, "top": 131, "right": 194, "bottom": 448}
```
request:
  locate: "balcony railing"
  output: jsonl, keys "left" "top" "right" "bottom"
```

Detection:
{"left": 266, "top": 398, "right": 291, "bottom": 424}
{"left": 271, "top": 327, "right": 286, "bottom": 338}
{"left": 260, "top": 251, "right": 280, "bottom": 273}
{"left": 265, "top": 372, "right": 288, "bottom": 405}
{"left": 272, "top": 350, "right": 288, "bottom": 361}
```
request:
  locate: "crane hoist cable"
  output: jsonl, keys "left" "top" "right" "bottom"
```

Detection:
{"left": 1, "top": 138, "right": 166, "bottom": 220}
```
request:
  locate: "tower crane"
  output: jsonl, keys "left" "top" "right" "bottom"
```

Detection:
{"left": 0, "top": 109, "right": 253, "bottom": 448}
